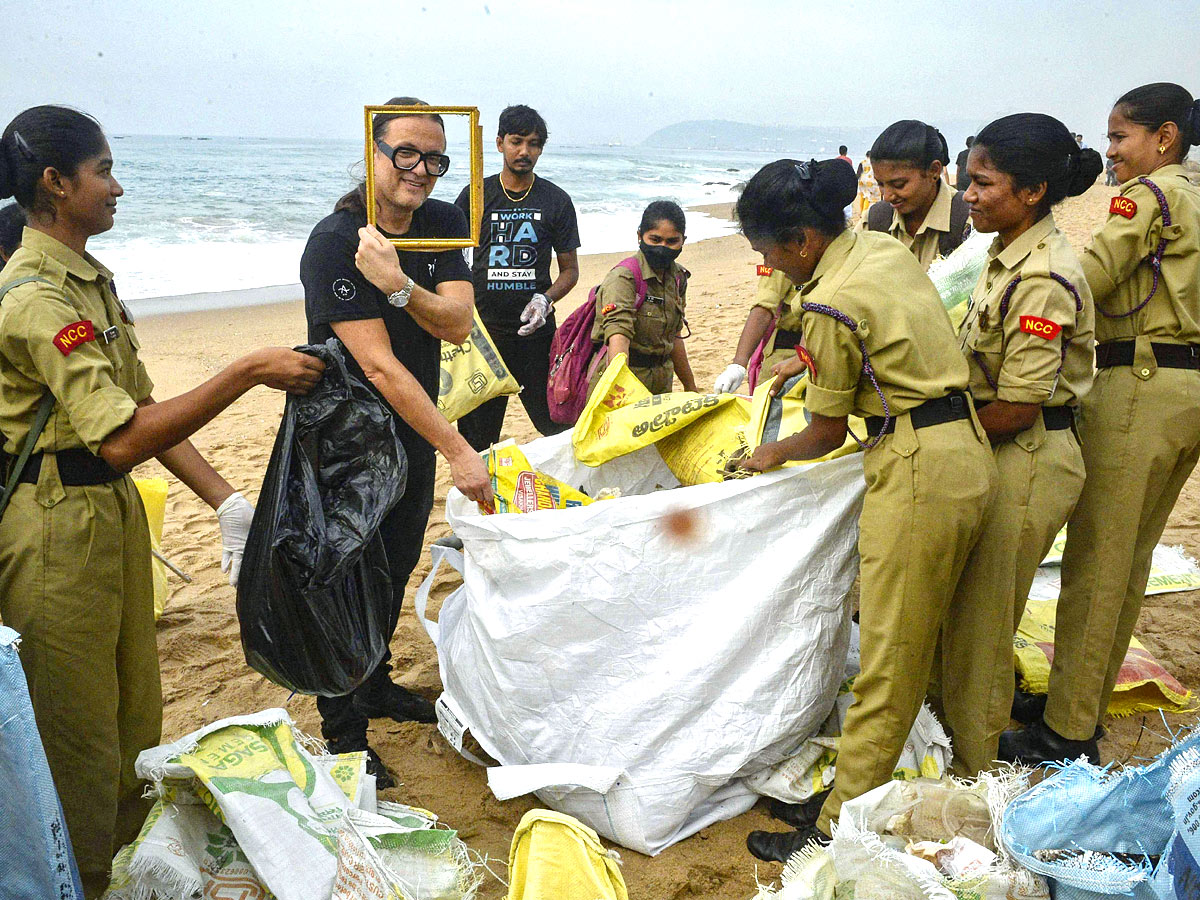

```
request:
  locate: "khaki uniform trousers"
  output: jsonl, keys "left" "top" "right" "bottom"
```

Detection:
{"left": 939, "top": 417, "right": 1085, "bottom": 775}
{"left": 0, "top": 474, "right": 160, "bottom": 897}
{"left": 1046, "top": 362, "right": 1200, "bottom": 741}
{"left": 631, "top": 362, "right": 673, "bottom": 396}
{"left": 817, "top": 413, "right": 996, "bottom": 834}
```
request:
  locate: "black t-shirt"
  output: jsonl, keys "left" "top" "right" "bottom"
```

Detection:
{"left": 454, "top": 174, "right": 580, "bottom": 337}
{"left": 955, "top": 148, "right": 971, "bottom": 190}
{"left": 300, "top": 198, "right": 471, "bottom": 449}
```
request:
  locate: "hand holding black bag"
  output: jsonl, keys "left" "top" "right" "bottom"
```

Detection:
{"left": 237, "top": 338, "right": 408, "bottom": 696}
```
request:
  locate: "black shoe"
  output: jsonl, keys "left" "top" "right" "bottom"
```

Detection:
{"left": 998, "top": 718, "right": 1100, "bottom": 766}
{"left": 746, "top": 823, "right": 830, "bottom": 863}
{"left": 352, "top": 682, "right": 437, "bottom": 724}
{"left": 767, "top": 789, "right": 831, "bottom": 829}
{"left": 365, "top": 747, "right": 396, "bottom": 791}
{"left": 1010, "top": 688, "right": 1048, "bottom": 726}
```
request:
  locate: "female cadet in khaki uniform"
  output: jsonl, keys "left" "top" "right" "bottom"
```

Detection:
{"left": 0, "top": 106, "right": 323, "bottom": 898}
{"left": 590, "top": 200, "right": 697, "bottom": 394}
{"left": 946, "top": 113, "right": 1102, "bottom": 771}
{"left": 732, "top": 158, "right": 997, "bottom": 861}
{"left": 712, "top": 267, "right": 799, "bottom": 394}
{"left": 860, "top": 120, "right": 972, "bottom": 271}
{"left": 1002, "top": 83, "right": 1200, "bottom": 766}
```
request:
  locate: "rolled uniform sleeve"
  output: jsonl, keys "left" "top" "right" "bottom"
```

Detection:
{"left": 753, "top": 270, "right": 794, "bottom": 312}
{"left": 801, "top": 309, "right": 862, "bottom": 417}
{"left": 996, "top": 277, "right": 1075, "bottom": 404}
{"left": 0, "top": 287, "right": 136, "bottom": 454}
{"left": 1081, "top": 181, "right": 1158, "bottom": 306}
{"left": 593, "top": 268, "right": 639, "bottom": 343}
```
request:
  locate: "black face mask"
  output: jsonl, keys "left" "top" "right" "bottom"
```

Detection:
{"left": 639, "top": 241, "right": 682, "bottom": 271}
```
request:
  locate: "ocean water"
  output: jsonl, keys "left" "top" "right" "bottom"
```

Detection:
{"left": 86, "top": 135, "right": 799, "bottom": 308}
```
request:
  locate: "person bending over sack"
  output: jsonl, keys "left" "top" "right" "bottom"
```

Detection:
{"left": 732, "top": 157, "right": 998, "bottom": 863}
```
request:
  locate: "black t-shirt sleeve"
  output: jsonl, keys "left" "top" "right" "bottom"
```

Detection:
{"left": 553, "top": 191, "right": 582, "bottom": 253}
{"left": 431, "top": 202, "right": 472, "bottom": 285}
{"left": 301, "top": 230, "right": 382, "bottom": 326}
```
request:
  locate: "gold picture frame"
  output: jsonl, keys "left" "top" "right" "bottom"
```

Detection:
{"left": 363, "top": 104, "right": 483, "bottom": 250}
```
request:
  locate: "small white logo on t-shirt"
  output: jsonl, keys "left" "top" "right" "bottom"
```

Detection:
{"left": 332, "top": 278, "right": 356, "bottom": 301}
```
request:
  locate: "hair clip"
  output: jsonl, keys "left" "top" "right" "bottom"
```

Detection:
{"left": 12, "top": 131, "right": 35, "bottom": 160}
{"left": 794, "top": 160, "right": 813, "bottom": 181}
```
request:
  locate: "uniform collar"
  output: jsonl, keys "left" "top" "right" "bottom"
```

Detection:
{"left": 20, "top": 227, "right": 112, "bottom": 283}
{"left": 890, "top": 179, "right": 953, "bottom": 237}
{"left": 991, "top": 213, "right": 1056, "bottom": 270}
{"left": 807, "top": 229, "right": 856, "bottom": 286}
{"left": 1124, "top": 163, "right": 1188, "bottom": 187}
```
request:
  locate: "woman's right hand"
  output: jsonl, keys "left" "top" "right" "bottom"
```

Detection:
{"left": 244, "top": 348, "right": 326, "bottom": 394}
{"left": 768, "top": 355, "right": 809, "bottom": 396}
{"left": 448, "top": 444, "right": 495, "bottom": 512}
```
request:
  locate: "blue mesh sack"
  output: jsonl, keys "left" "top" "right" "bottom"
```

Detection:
{"left": 0, "top": 626, "right": 83, "bottom": 900}
{"left": 1001, "top": 728, "right": 1200, "bottom": 899}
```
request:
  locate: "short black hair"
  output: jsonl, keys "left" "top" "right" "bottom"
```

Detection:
{"left": 0, "top": 105, "right": 106, "bottom": 218}
{"left": 973, "top": 113, "right": 1104, "bottom": 215}
{"left": 638, "top": 200, "right": 685, "bottom": 236}
{"left": 1115, "top": 82, "right": 1200, "bottom": 153}
{"left": 869, "top": 120, "right": 950, "bottom": 169}
{"left": 498, "top": 105, "right": 548, "bottom": 143}
{"left": 0, "top": 202, "right": 24, "bottom": 258}
{"left": 736, "top": 158, "right": 856, "bottom": 243}
{"left": 838, "top": 145, "right": 848, "bottom": 154}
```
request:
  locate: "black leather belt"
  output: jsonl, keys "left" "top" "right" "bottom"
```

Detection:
{"left": 1042, "top": 405, "right": 1076, "bottom": 430}
{"left": 773, "top": 328, "right": 804, "bottom": 351}
{"left": 17, "top": 448, "right": 123, "bottom": 486}
{"left": 865, "top": 392, "right": 971, "bottom": 438}
{"left": 1095, "top": 341, "right": 1200, "bottom": 370}
{"left": 629, "top": 349, "right": 671, "bottom": 368}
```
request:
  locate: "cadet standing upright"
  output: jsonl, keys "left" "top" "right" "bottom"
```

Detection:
{"left": 1002, "top": 83, "right": 1200, "bottom": 765}
{"left": 0, "top": 105, "right": 324, "bottom": 897}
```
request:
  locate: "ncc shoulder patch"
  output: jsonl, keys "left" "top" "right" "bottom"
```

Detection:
{"left": 794, "top": 341, "right": 819, "bottom": 379}
{"left": 756, "top": 265, "right": 774, "bottom": 277}
{"left": 601, "top": 303, "right": 617, "bottom": 316}
{"left": 1019, "top": 315, "right": 1062, "bottom": 340}
{"left": 53, "top": 320, "right": 96, "bottom": 356}
{"left": 1110, "top": 196, "right": 1138, "bottom": 219}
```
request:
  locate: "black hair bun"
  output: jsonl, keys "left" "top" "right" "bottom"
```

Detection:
{"left": 812, "top": 158, "right": 858, "bottom": 214}
{"left": 0, "top": 141, "right": 13, "bottom": 201}
{"left": 1188, "top": 98, "right": 1200, "bottom": 148}
{"left": 1067, "top": 148, "right": 1104, "bottom": 196}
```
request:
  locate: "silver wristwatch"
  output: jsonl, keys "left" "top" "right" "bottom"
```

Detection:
{"left": 387, "top": 276, "right": 415, "bottom": 308}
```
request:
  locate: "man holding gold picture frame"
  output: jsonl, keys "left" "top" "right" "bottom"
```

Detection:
{"left": 299, "top": 98, "right": 493, "bottom": 788}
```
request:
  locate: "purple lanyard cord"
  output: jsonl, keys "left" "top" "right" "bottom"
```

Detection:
{"left": 1097, "top": 176, "right": 1172, "bottom": 319}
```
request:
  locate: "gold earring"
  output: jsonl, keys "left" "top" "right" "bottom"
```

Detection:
{"left": 800, "top": 249, "right": 808, "bottom": 258}
{"left": 1159, "top": 145, "right": 1166, "bottom": 154}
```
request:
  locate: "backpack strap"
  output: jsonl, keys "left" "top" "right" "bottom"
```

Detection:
{"left": 0, "top": 277, "right": 57, "bottom": 518}
{"left": 1096, "top": 176, "right": 1172, "bottom": 319}
{"left": 938, "top": 191, "right": 973, "bottom": 258}
{"left": 865, "top": 200, "right": 893, "bottom": 233}
{"left": 614, "top": 257, "right": 649, "bottom": 309}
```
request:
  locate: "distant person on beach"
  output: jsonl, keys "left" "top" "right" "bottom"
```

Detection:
{"left": 837, "top": 145, "right": 852, "bottom": 165}
{"left": 0, "top": 104, "right": 324, "bottom": 898}
{"left": 455, "top": 105, "right": 580, "bottom": 450}
{"left": 853, "top": 152, "right": 879, "bottom": 216}
{"left": 732, "top": 157, "right": 996, "bottom": 862}
{"left": 955, "top": 135, "right": 974, "bottom": 190}
{"left": 861, "top": 120, "right": 971, "bottom": 270}
{"left": 1105, "top": 156, "right": 1119, "bottom": 185}
{"left": 1001, "top": 82, "right": 1200, "bottom": 769}
{"left": 300, "top": 97, "right": 493, "bottom": 790}
{"left": 0, "top": 201, "right": 25, "bottom": 262}
{"left": 589, "top": 200, "right": 697, "bottom": 394}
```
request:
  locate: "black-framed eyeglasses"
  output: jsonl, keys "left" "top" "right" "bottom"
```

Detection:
{"left": 375, "top": 139, "right": 451, "bottom": 177}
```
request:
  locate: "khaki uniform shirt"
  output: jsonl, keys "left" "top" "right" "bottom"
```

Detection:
{"left": 959, "top": 214, "right": 1095, "bottom": 407}
{"left": 856, "top": 179, "right": 957, "bottom": 271}
{"left": 0, "top": 227, "right": 152, "bottom": 456}
{"left": 1082, "top": 164, "right": 1200, "bottom": 344}
{"left": 801, "top": 229, "right": 970, "bottom": 419}
{"left": 591, "top": 251, "right": 687, "bottom": 359}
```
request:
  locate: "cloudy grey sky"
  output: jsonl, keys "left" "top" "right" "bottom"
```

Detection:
{"left": 4, "top": 0, "right": 1199, "bottom": 146}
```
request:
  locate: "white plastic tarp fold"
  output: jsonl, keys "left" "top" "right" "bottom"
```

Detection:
{"left": 415, "top": 432, "right": 865, "bottom": 855}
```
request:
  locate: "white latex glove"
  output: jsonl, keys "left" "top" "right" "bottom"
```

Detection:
{"left": 713, "top": 363, "right": 747, "bottom": 394}
{"left": 216, "top": 491, "right": 255, "bottom": 587}
{"left": 517, "top": 293, "right": 552, "bottom": 336}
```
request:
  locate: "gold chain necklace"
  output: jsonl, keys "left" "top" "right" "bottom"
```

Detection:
{"left": 500, "top": 173, "right": 536, "bottom": 203}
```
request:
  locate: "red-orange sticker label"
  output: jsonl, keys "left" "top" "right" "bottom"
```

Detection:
{"left": 1110, "top": 196, "right": 1138, "bottom": 219}
{"left": 601, "top": 303, "right": 617, "bottom": 316}
{"left": 794, "top": 342, "right": 819, "bottom": 379}
{"left": 1020, "top": 315, "right": 1061, "bottom": 340}
{"left": 53, "top": 320, "right": 96, "bottom": 356}
{"left": 756, "top": 265, "right": 774, "bottom": 277}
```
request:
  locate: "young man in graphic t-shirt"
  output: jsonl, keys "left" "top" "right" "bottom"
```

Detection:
{"left": 454, "top": 105, "right": 581, "bottom": 450}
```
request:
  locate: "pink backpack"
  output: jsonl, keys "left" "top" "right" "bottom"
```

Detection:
{"left": 546, "top": 256, "right": 649, "bottom": 425}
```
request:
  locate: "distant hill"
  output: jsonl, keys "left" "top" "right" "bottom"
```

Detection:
{"left": 641, "top": 119, "right": 882, "bottom": 154}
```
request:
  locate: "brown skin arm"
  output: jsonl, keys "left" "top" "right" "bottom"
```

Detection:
{"left": 545, "top": 250, "right": 579, "bottom": 303}
{"left": 606, "top": 334, "right": 631, "bottom": 358}
{"left": 98, "top": 348, "right": 324, "bottom": 472}
{"left": 733, "top": 306, "right": 775, "bottom": 368}
{"left": 671, "top": 338, "right": 698, "bottom": 393}
{"left": 141, "top": 398, "right": 236, "bottom": 509}
{"left": 738, "top": 413, "right": 849, "bottom": 470}
{"left": 976, "top": 399, "right": 1041, "bottom": 443}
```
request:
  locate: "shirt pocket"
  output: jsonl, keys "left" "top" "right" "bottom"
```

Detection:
{"left": 966, "top": 326, "right": 1004, "bottom": 387}
{"left": 634, "top": 301, "right": 669, "bottom": 350}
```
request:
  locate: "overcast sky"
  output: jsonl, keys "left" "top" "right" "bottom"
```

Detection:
{"left": 4, "top": 0, "right": 1198, "bottom": 147}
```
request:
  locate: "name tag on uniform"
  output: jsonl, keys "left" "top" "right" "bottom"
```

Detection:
{"left": 1110, "top": 196, "right": 1137, "bottom": 219}
{"left": 101, "top": 325, "right": 121, "bottom": 344}
{"left": 646, "top": 295, "right": 664, "bottom": 305}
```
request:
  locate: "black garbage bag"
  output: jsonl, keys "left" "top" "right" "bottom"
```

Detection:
{"left": 237, "top": 338, "right": 408, "bottom": 696}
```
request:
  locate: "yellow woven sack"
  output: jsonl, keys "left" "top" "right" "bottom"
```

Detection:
{"left": 133, "top": 477, "right": 169, "bottom": 620}
{"left": 438, "top": 313, "right": 520, "bottom": 423}
{"left": 1014, "top": 597, "right": 1197, "bottom": 716}
{"left": 744, "top": 374, "right": 863, "bottom": 463}
{"left": 485, "top": 443, "right": 593, "bottom": 515}
{"left": 656, "top": 397, "right": 751, "bottom": 485}
{"left": 506, "top": 809, "right": 628, "bottom": 900}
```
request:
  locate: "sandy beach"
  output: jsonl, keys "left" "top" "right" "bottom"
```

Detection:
{"left": 130, "top": 185, "right": 1200, "bottom": 898}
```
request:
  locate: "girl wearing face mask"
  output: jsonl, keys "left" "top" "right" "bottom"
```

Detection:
{"left": 861, "top": 119, "right": 971, "bottom": 270}
{"left": 1001, "top": 83, "right": 1200, "bottom": 768}
{"left": 590, "top": 200, "right": 696, "bottom": 394}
